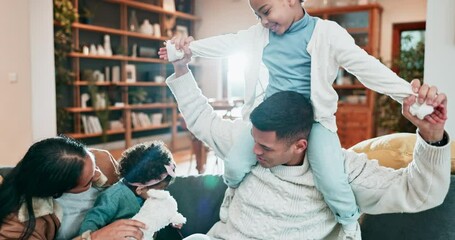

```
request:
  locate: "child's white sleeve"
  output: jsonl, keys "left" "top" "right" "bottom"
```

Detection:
{"left": 331, "top": 22, "right": 414, "bottom": 104}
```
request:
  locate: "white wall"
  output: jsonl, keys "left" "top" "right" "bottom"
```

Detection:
{"left": 0, "top": 0, "right": 55, "bottom": 166}
{"left": 0, "top": 0, "right": 32, "bottom": 165}
{"left": 30, "top": 0, "right": 56, "bottom": 142}
{"left": 425, "top": 0, "right": 455, "bottom": 137}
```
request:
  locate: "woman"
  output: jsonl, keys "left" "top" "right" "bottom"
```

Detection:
{"left": 0, "top": 136, "right": 145, "bottom": 240}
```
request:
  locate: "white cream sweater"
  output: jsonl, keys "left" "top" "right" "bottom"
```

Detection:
{"left": 190, "top": 20, "right": 414, "bottom": 132}
{"left": 167, "top": 72, "right": 451, "bottom": 240}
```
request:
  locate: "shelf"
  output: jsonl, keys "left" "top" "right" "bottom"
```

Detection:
{"left": 65, "top": 129, "right": 125, "bottom": 139}
{"left": 115, "top": 82, "right": 167, "bottom": 87}
{"left": 68, "top": 52, "right": 167, "bottom": 63}
{"left": 127, "top": 103, "right": 176, "bottom": 110}
{"left": 71, "top": 81, "right": 167, "bottom": 87}
{"left": 105, "top": 0, "right": 201, "bottom": 21}
{"left": 132, "top": 122, "right": 172, "bottom": 132}
{"left": 346, "top": 27, "right": 369, "bottom": 34}
{"left": 58, "top": 0, "right": 194, "bottom": 149}
{"left": 65, "top": 103, "right": 176, "bottom": 113}
{"left": 333, "top": 84, "right": 366, "bottom": 90}
{"left": 71, "top": 81, "right": 112, "bottom": 86}
{"left": 65, "top": 106, "right": 125, "bottom": 112}
{"left": 307, "top": 3, "right": 383, "bottom": 15}
{"left": 337, "top": 103, "right": 369, "bottom": 108}
{"left": 72, "top": 23, "right": 169, "bottom": 41}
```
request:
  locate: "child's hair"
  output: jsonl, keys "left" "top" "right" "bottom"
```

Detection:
{"left": 0, "top": 136, "right": 88, "bottom": 239}
{"left": 119, "top": 141, "right": 175, "bottom": 187}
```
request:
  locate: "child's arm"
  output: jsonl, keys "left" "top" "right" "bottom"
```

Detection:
{"left": 160, "top": 23, "right": 263, "bottom": 60}
{"left": 330, "top": 22, "right": 414, "bottom": 103}
{"left": 79, "top": 193, "right": 118, "bottom": 234}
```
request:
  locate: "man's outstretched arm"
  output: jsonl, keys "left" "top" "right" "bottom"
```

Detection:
{"left": 161, "top": 44, "right": 247, "bottom": 159}
{"left": 345, "top": 80, "right": 450, "bottom": 214}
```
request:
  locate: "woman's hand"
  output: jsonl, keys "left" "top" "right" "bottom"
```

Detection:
{"left": 90, "top": 219, "right": 146, "bottom": 240}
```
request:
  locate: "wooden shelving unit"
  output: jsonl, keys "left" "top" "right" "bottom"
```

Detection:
{"left": 307, "top": 3, "right": 382, "bottom": 148}
{"left": 58, "top": 0, "right": 198, "bottom": 149}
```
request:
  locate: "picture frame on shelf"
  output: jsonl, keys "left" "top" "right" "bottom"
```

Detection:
{"left": 126, "top": 64, "right": 136, "bottom": 83}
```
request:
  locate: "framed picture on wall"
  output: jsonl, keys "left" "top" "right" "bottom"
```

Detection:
{"left": 126, "top": 64, "right": 136, "bottom": 83}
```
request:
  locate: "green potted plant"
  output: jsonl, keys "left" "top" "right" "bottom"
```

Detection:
{"left": 54, "top": 0, "right": 78, "bottom": 133}
{"left": 376, "top": 35, "right": 425, "bottom": 134}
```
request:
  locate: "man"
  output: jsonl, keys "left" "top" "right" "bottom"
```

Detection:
{"left": 163, "top": 46, "right": 451, "bottom": 239}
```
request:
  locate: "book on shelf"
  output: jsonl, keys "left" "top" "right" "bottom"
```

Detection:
{"left": 81, "top": 115, "right": 103, "bottom": 134}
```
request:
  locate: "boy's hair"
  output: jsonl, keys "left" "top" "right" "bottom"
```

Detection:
{"left": 119, "top": 141, "right": 174, "bottom": 185}
{"left": 250, "top": 91, "right": 314, "bottom": 144}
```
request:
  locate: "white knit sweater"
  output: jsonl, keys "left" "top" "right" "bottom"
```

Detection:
{"left": 190, "top": 20, "right": 414, "bottom": 132}
{"left": 167, "top": 72, "right": 451, "bottom": 240}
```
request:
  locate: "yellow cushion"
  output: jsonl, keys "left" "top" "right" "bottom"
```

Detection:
{"left": 349, "top": 133, "right": 455, "bottom": 174}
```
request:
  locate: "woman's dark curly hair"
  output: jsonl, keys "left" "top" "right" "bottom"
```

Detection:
{"left": 119, "top": 141, "right": 174, "bottom": 185}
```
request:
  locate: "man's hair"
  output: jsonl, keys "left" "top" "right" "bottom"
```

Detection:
{"left": 250, "top": 91, "right": 314, "bottom": 144}
{"left": 119, "top": 141, "right": 174, "bottom": 185}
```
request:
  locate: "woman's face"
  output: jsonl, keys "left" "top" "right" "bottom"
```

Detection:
{"left": 67, "top": 152, "right": 96, "bottom": 193}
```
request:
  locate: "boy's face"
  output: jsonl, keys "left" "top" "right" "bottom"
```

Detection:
{"left": 249, "top": 0, "right": 301, "bottom": 35}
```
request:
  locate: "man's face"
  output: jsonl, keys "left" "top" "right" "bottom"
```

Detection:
{"left": 251, "top": 126, "right": 305, "bottom": 168}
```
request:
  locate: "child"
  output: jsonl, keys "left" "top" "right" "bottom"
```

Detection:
{"left": 159, "top": 0, "right": 432, "bottom": 238}
{"left": 79, "top": 141, "right": 179, "bottom": 237}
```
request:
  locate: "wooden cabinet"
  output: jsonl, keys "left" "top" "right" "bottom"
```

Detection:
{"left": 58, "top": 0, "right": 199, "bottom": 149}
{"left": 307, "top": 4, "right": 382, "bottom": 148}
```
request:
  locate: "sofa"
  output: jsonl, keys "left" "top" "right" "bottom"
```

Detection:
{"left": 1, "top": 133, "right": 454, "bottom": 239}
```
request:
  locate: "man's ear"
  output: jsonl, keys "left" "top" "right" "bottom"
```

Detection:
{"left": 294, "top": 139, "right": 308, "bottom": 153}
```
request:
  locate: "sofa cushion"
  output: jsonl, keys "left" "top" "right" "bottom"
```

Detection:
{"left": 167, "top": 175, "right": 227, "bottom": 237}
{"left": 349, "top": 133, "right": 455, "bottom": 173}
{"left": 351, "top": 133, "right": 455, "bottom": 239}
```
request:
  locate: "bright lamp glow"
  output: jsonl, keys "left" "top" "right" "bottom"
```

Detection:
{"left": 227, "top": 53, "right": 246, "bottom": 98}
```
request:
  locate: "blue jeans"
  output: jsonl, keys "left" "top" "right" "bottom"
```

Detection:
{"left": 307, "top": 122, "right": 360, "bottom": 225}
{"left": 223, "top": 123, "right": 257, "bottom": 188}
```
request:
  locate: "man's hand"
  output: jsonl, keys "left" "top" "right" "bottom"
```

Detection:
{"left": 90, "top": 219, "right": 146, "bottom": 240}
{"left": 402, "top": 79, "right": 447, "bottom": 142}
{"left": 158, "top": 36, "right": 194, "bottom": 77}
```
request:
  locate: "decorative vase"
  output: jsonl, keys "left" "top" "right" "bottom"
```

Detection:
{"left": 104, "top": 35, "right": 113, "bottom": 56}
{"left": 129, "top": 10, "right": 139, "bottom": 32}
{"left": 140, "top": 19, "right": 154, "bottom": 35}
